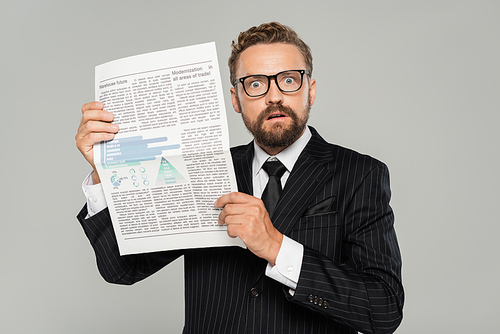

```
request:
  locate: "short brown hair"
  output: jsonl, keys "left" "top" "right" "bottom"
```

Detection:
{"left": 228, "top": 22, "right": 313, "bottom": 85}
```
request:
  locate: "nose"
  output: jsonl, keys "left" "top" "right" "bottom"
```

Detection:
{"left": 265, "top": 78, "right": 284, "bottom": 105}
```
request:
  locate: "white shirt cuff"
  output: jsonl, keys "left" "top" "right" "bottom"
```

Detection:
{"left": 265, "top": 235, "right": 304, "bottom": 291}
{"left": 82, "top": 171, "right": 107, "bottom": 217}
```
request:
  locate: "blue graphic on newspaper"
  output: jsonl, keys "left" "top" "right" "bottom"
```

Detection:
{"left": 100, "top": 136, "right": 180, "bottom": 169}
{"left": 155, "top": 157, "right": 187, "bottom": 185}
{"left": 110, "top": 174, "right": 124, "bottom": 186}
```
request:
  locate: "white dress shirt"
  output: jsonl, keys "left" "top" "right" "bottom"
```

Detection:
{"left": 252, "top": 126, "right": 311, "bottom": 294}
{"left": 82, "top": 127, "right": 312, "bottom": 293}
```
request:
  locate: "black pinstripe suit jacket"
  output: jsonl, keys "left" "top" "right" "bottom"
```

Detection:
{"left": 77, "top": 126, "right": 404, "bottom": 334}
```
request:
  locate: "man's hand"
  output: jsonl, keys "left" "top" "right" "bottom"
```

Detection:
{"left": 75, "top": 101, "right": 118, "bottom": 184}
{"left": 215, "top": 192, "right": 283, "bottom": 265}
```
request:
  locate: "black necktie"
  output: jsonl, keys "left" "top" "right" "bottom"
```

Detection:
{"left": 261, "top": 159, "right": 287, "bottom": 217}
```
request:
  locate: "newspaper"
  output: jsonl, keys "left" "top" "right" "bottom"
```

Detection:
{"left": 94, "top": 42, "right": 245, "bottom": 255}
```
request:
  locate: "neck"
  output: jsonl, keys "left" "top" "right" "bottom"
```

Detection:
{"left": 256, "top": 144, "right": 287, "bottom": 156}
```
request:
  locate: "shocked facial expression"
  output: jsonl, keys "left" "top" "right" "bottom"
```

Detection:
{"left": 230, "top": 43, "right": 316, "bottom": 155}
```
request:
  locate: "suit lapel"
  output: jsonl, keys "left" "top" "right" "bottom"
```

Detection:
{"left": 230, "top": 128, "right": 335, "bottom": 279}
{"left": 272, "top": 127, "right": 335, "bottom": 236}
{"left": 231, "top": 128, "right": 335, "bottom": 237}
{"left": 231, "top": 142, "right": 254, "bottom": 196}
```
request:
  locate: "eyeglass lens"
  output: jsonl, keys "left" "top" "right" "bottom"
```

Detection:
{"left": 243, "top": 71, "right": 303, "bottom": 97}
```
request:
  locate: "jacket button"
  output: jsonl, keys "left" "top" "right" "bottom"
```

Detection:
{"left": 313, "top": 296, "right": 319, "bottom": 305}
{"left": 318, "top": 298, "right": 323, "bottom": 307}
{"left": 250, "top": 288, "right": 259, "bottom": 298}
{"left": 323, "top": 300, "right": 329, "bottom": 309}
{"left": 308, "top": 294, "right": 314, "bottom": 303}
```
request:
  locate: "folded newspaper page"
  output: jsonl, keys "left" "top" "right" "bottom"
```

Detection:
{"left": 94, "top": 42, "right": 245, "bottom": 255}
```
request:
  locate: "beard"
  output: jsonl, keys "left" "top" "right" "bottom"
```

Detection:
{"left": 239, "top": 98, "right": 311, "bottom": 150}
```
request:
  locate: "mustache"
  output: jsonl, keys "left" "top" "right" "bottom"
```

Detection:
{"left": 258, "top": 103, "right": 296, "bottom": 121}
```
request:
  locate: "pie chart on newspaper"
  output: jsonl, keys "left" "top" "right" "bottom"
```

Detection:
{"left": 155, "top": 157, "right": 187, "bottom": 186}
{"left": 110, "top": 174, "right": 123, "bottom": 187}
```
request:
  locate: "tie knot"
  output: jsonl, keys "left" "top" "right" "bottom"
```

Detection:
{"left": 262, "top": 160, "right": 287, "bottom": 178}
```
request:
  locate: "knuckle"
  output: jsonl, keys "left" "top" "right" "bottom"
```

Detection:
{"left": 83, "top": 120, "right": 93, "bottom": 131}
{"left": 87, "top": 132, "right": 97, "bottom": 142}
{"left": 249, "top": 205, "right": 260, "bottom": 215}
{"left": 75, "top": 138, "right": 83, "bottom": 149}
{"left": 87, "top": 121, "right": 100, "bottom": 133}
{"left": 247, "top": 215, "right": 258, "bottom": 225}
{"left": 229, "top": 192, "right": 240, "bottom": 201}
{"left": 224, "top": 204, "right": 234, "bottom": 214}
{"left": 100, "top": 109, "right": 113, "bottom": 120}
{"left": 81, "top": 106, "right": 93, "bottom": 118}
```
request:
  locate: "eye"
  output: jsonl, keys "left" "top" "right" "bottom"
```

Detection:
{"left": 250, "top": 81, "right": 262, "bottom": 89}
{"left": 283, "top": 77, "right": 295, "bottom": 85}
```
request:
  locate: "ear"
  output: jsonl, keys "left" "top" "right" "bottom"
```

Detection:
{"left": 230, "top": 87, "right": 242, "bottom": 114}
{"left": 308, "top": 78, "right": 317, "bottom": 106}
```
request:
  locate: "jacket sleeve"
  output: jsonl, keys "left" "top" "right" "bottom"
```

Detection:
{"left": 77, "top": 205, "right": 183, "bottom": 285}
{"left": 289, "top": 163, "right": 404, "bottom": 334}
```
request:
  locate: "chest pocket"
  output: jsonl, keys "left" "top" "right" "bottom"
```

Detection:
{"left": 297, "top": 196, "right": 338, "bottom": 227}
{"left": 289, "top": 196, "right": 343, "bottom": 260}
{"left": 295, "top": 211, "right": 340, "bottom": 229}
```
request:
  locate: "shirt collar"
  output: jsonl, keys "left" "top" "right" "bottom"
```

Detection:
{"left": 252, "top": 126, "right": 312, "bottom": 177}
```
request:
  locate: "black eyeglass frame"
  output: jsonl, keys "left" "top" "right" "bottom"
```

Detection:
{"left": 233, "top": 69, "right": 311, "bottom": 97}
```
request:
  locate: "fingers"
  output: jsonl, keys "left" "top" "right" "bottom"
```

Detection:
{"left": 221, "top": 212, "right": 258, "bottom": 239}
{"left": 79, "top": 108, "right": 115, "bottom": 130}
{"left": 216, "top": 194, "right": 282, "bottom": 264}
{"left": 75, "top": 101, "right": 119, "bottom": 168}
{"left": 75, "top": 130, "right": 116, "bottom": 154}
{"left": 81, "top": 101, "right": 104, "bottom": 113}
{"left": 80, "top": 101, "right": 114, "bottom": 128}
{"left": 214, "top": 192, "right": 255, "bottom": 225}
{"left": 215, "top": 192, "right": 253, "bottom": 208}
{"left": 217, "top": 203, "right": 245, "bottom": 226}
{"left": 76, "top": 112, "right": 118, "bottom": 148}
{"left": 77, "top": 101, "right": 117, "bottom": 140}
{"left": 77, "top": 116, "right": 118, "bottom": 139}
{"left": 218, "top": 202, "right": 264, "bottom": 225}
{"left": 216, "top": 192, "right": 264, "bottom": 227}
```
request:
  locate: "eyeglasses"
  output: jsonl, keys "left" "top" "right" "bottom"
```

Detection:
{"left": 233, "top": 69, "right": 310, "bottom": 97}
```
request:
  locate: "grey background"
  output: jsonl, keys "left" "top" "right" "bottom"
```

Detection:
{"left": 1, "top": 0, "right": 498, "bottom": 333}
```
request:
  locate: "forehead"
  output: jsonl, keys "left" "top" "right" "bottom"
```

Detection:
{"left": 236, "top": 43, "right": 306, "bottom": 77}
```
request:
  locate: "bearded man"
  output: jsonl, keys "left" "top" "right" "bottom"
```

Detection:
{"left": 75, "top": 22, "right": 404, "bottom": 334}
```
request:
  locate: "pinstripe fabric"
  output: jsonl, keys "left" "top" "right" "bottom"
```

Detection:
{"left": 77, "top": 126, "right": 403, "bottom": 334}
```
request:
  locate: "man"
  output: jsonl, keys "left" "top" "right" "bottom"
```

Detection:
{"left": 76, "top": 22, "right": 404, "bottom": 334}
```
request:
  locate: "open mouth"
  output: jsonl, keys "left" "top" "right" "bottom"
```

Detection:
{"left": 266, "top": 112, "right": 287, "bottom": 120}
